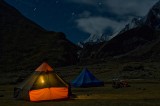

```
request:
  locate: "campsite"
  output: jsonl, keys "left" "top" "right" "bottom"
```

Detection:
{"left": 1, "top": 82, "right": 160, "bottom": 106}
{"left": 1, "top": 0, "right": 160, "bottom": 106}
{"left": 1, "top": 61, "right": 160, "bottom": 106}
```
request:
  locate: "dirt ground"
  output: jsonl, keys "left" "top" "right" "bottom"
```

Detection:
{"left": 0, "top": 82, "right": 160, "bottom": 106}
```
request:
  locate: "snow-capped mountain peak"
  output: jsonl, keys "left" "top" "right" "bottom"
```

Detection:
{"left": 77, "top": 33, "right": 109, "bottom": 48}
{"left": 84, "top": 33, "right": 108, "bottom": 43}
{"left": 119, "top": 0, "right": 160, "bottom": 34}
{"left": 119, "top": 17, "right": 144, "bottom": 34}
{"left": 145, "top": 0, "right": 160, "bottom": 30}
{"left": 80, "top": 0, "right": 160, "bottom": 45}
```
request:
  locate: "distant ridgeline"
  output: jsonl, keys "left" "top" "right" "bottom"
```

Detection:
{"left": 78, "top": 0, "right": 160, "bottom": 63}
{"left": 2, "top": 0, "right": 160, "bottom": 74}
{"left": 0, "top": 0, "right": 79, "bottom": 72}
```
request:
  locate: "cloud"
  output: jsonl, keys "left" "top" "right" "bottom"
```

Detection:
{"left": 104, "top": 0, "right": 158, "bottom": 16}
{"left": 69, "top": 0, "right": 159, "bottom": 41}
{"left": 76, "top": 17, "right": 126, "bottom": 35}
{"left": 70, "top": 0, "right": 159, "bottom": 36}
{"left": 78, "top": 11, "right": 91, "bottom": 18}
{"left": 67, "top": 0, "right": 158, "bottom": 16}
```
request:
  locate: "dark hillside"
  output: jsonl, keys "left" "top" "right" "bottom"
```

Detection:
{"left": 0, "top": 0, "right": 79, "bottom": 73}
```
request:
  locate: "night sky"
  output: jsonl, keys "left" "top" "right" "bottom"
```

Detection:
{"left": 4, "top": 0, "right": 159, "bottom": 43}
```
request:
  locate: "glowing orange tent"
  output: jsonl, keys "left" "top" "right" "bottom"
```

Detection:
{"left": 14, "top": 62, "right": 70, "bottom": 102}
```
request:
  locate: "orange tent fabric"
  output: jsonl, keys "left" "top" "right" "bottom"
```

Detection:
{"left": 35, "top": 62, "right": 53, "bottom": 72}
{"left": 29, "top": 87, "right": 68, "bottom": 102}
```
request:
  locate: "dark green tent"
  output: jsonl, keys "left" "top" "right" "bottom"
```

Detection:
{"left": 14, "top": 62, "right": 70, "bottom": 101}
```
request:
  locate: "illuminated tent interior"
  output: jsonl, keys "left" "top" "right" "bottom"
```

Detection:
{"left": 14, "top": 62, "right": 70, "bottom": 102}
{"left": 71, "top": 68, "right": 104, "bottom": 87}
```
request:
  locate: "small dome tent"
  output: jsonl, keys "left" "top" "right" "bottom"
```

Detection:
{"left": 71, "top": 68, "right": 104, "bottom": 87}
{"left": 14, "top": 62, "right": 70, "bottom": 102}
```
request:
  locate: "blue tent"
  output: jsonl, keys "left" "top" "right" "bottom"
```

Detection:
{"left": 71, "top": 68, "right": 104, "bottom": 87}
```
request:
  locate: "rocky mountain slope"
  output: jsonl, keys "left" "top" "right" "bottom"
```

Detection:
{"left": 79, "top": 0, "right": 160, "bottom": 62}
{"left": 98, "top": 0, "right": 160, "bottom": 60}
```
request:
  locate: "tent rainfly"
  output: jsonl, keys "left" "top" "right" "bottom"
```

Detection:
{"left": 14, "top": 62, "right": 70, "bottom": 102}
{"left": 71, "top": 68, "right": 104, "bottom": 87}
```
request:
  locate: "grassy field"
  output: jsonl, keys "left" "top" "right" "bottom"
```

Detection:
{"left": 0, "top": 61, "right": 160, "bottom": 105}
{"left": 0, "top": 82, "right": 160, "bottom": 106}
{"left": 1, "top": 61, "right": 160, "bottom": 85}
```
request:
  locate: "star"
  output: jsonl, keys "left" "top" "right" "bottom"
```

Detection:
{"left": 98, "top": 2, "right": 103, "bottom": 7}
{"left": 72, "top": 12, "right": 76, "bottom": 16}
{"left": 33, "top": 8, "right": 37, "bottom": 11}
{"left": 56, "top": 1, "right": 59, "bottom": 4}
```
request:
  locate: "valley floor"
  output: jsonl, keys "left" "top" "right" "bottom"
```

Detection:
{"left": 1, "top": 81, "right": 160, "bottom": 106}
{"left": 1, "top": 61, "right": 160, "bottom": 105}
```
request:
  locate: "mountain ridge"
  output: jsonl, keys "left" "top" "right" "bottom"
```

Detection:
{"left": 0, "top": 0, "right": 79, "bottom": 72}
{"left": 78, "top": 0, "right": 160, "bottom": 63}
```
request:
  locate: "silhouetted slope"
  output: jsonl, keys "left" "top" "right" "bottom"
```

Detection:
{"left": 0, "top": 0, "right": 78, "bottom": 72}
{"left": 96, "top": 26, "right": 157, "bottom": 58}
